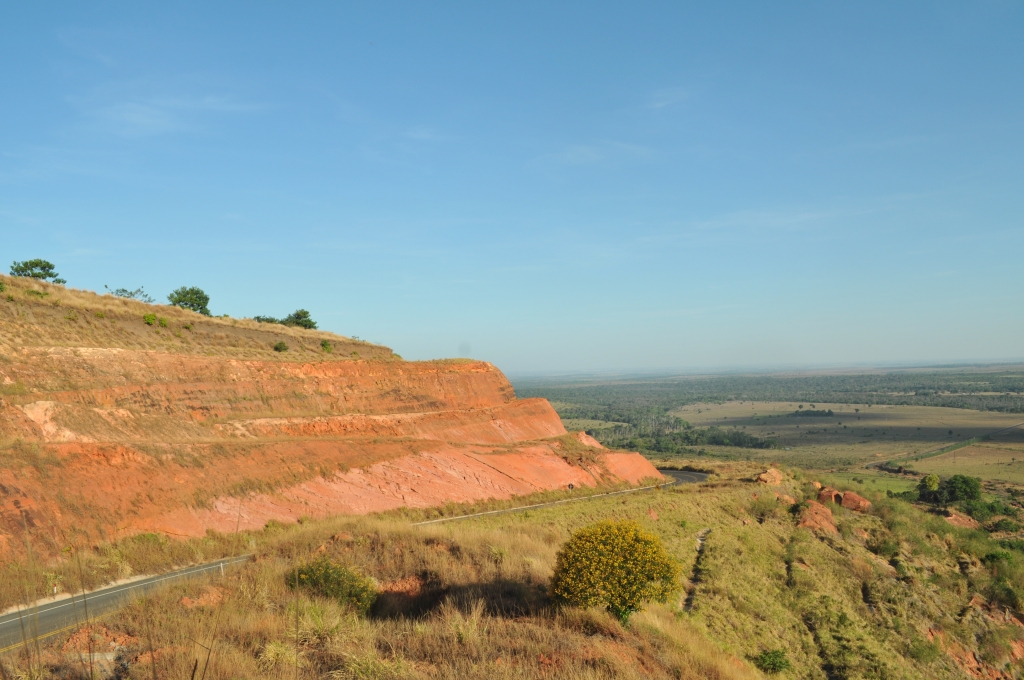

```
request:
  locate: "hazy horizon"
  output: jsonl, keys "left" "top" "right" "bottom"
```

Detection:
{"left": 3, "top": 3, "right": 1022, "bottom": 374}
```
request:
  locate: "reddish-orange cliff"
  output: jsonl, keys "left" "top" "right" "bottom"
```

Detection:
{"left": 0, "top": 277, "right": 661, "bottom": 557}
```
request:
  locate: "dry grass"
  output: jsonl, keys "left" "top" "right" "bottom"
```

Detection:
{"left": 0, "top": 274, "right": 394, "bottom": 361}
{"left": 6, "top": 463, "right": 1024, "bottom": 678}
{"left": 8, "top": 510, "right": 757, "bottom": 679}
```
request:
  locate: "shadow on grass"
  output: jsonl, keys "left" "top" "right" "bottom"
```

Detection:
{"left": 370, "top": 575, "right": 549, "bottom": 620}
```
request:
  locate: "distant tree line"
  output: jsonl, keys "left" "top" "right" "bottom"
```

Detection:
{"left": 516, "top": 370, "right": 1024, "bottom": 415}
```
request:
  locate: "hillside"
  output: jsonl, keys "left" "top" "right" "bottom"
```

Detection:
{"left": 0, "top": 276, "right": 659, "bottom": 562}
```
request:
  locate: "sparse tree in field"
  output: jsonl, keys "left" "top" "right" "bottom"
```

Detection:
{"left": 550, "top": 520, "right": 680, "bottom": 624}
{"left": 167, "top": 286, "right": 211, "bottom": 315}
{"left": 105, "top": 285, "right": 154, "bottom": 303}
{"left": 10, "top": 259, "right": 66, "bottom": 284}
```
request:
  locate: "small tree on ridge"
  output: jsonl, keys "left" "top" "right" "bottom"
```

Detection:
{"left": 168, "top": 286, "right": 211, "bottom": 315}
{"left": 10, "top": 259, "right": 66, "bottom": 284}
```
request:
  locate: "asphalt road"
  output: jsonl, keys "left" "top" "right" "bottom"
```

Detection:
{"left": 0, "top": 555, "right": 250, "bottom": 656}
{"left": 1, "top": 470, "right": 712, "bottom": 654}
{"left": 413, "top": 468, "right": 710, "bottom": 526}
{"left": 659, "top": 469, "right": 711, "bottom": 485}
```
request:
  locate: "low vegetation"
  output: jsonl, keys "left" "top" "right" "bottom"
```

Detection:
{"left": 550, "top": 520, "right": 680, "bottom": 623}
{"left": 8, "top": 460, "right": 1024, "bottom": 678}
{"left": 0, "top": 274, "right": 390, "bottom": 361}
{"left": 255, "top": 309, "right": 318, "bottom": 329}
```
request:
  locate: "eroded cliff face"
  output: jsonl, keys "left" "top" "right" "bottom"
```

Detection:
{"left": 0, "top": 342, "right": 661, "bottom": 557}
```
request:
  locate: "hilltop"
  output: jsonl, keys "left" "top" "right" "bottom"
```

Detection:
{"left": 0, "top": 276, "right": 659, "bottom": 564}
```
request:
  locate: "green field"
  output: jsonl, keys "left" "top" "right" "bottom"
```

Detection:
{"left": 908, "top": 441, "right": 1024, "bottom": 485}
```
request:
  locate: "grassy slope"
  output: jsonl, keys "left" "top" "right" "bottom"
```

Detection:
{"left": 0, "top": 274, "right": 394, "bottom": 361}
{"left": 8, "top": 462, "right": 1024, "bottom": 678}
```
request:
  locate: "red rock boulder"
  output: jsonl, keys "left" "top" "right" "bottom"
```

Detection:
{"left": 756, "top": 468, "right": 784, "bottom": 485}
{"left": 840, "top": 491, "right": 872, "bottom": 513}
{"left": 798, "top": 501, "right": 838, "bottom": 534}
{"left": 818, "top": 487, "right": 843, "bottom": 505}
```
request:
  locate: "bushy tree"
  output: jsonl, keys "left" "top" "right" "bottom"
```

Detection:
{"left": 754, "top": 649, "right": 791, "bottom": 674}
{"left": 941, "top": 474, "right": 982, "bottom": 504}
{"left": 550, "top": 520, "right": 680, "bottom": 623}
{"left": 282, "top": 309, "right": 317, "bottom": 329}
{"left": 167, "top": 286, "right": 210, "bottom": 315}
{"left": 10, "top": 259, "right": 66, "bottom": 284}
{"left": 918, "top": 474, "right": 941, "bottom": 502}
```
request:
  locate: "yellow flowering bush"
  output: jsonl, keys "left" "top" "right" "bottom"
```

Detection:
{"left": 285, "top": 558, "right": 378, "bottom": 615}
{"left": 550, "top": 520, "right": 680, "bottom": 623}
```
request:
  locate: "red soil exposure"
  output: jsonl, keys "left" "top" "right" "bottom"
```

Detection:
{"left": 0, "top": 347, "right": 661, "bottom": 556}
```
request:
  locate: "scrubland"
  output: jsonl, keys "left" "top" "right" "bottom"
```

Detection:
{"left": 7, "top": 461, "right": 1024, "bottom": 678}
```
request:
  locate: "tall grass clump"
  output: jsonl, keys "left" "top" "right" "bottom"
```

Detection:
{"left": 550, "top": 519, "right": 680, "bottom": 623}
{"left": 285, "top": 558, "right": 378, "bottom": 615}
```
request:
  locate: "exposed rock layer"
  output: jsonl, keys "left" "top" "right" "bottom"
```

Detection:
{"left": 0, "top": 344, "right": 661, "bottom": 554}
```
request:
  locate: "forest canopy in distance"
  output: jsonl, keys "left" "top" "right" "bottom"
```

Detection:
{"left": 514, "top": 367, "right": 1024, "bottom": 456}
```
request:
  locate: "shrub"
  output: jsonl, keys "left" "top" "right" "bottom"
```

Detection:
{"left": 550, "top": 519, "right": 680, "bottom": 623}
{"left": 748, "top": 496, "right": 779, "bottom": 523}
{"left": 941, "top": 475, "right": 982, "bottom": 504}
{"left": 285, "top": 558, "right": 378, "bottom": 614}
{"left": 183, "top": 323, "right": 193, "bottom": 331}
{"left": 753, "top": 649, "right": 791, "bottom": 674}
{"left": 10, "top": 259, "right": 66, "bottom": 284}
{"left": 0, "top": 282, "right": 4, "bottom": 293}
{"left": 321, "top": 339, "right": 333, "bottom": 353}
{"left": 167, "top": 286, "right": 211, "bottom": 315}
{"left": 158, "top": 317, "right": 168, "bottom": 328}
{"left": 908, "top": 638, "right": 941, "bottom": 662}
{"left": 990, "top": 518, "right": 1021, "bottom": 533}
{"left": 143, "top": 313, "right": 157, "bottom": 326}
{"left": 273, "top": 341, "right": 288, "bottom": 352}
{"left": 282, "top": 309, "right": 317, "bottom": 329}
{"left": 256, "top": 309, "right": 318, "bottom": 329}
{"left": 104, "top": 285, "right": 154, "bottom": 303}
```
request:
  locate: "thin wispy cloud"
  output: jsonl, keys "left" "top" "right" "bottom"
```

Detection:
{"left": 404, "top": 125, "right": 446, "bottom": 142}
{"left": 647, "top": 86, "right": 688, "bottom": 110}
{"left": 537, "top": 140, "right": 654, "bottom": 167}
{"left": 74, "top": 89, "right": 262, "bottom": 138}
{"left": 691, "top": 208, "right": 836, "bottom": 232}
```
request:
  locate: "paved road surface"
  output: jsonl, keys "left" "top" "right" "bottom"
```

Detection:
{"left": 1, "top": 470, "right": 711, "bottom": 654}
{"left": 659, "top": 469, "right": 711, "bottom": 485}
{"left": 414, "top": 468, "right": 710, "bottom": 526}
{"left": 0, "top": 555, "right": 250, "bottom": 656}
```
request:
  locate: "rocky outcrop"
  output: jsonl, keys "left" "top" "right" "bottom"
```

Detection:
{"left": 816, "top": 487, "right": 872, "bottom": 513}
{"left": 818, "top": 487, "right": 843, "bottom": 504}
{"left": 0, "top": 335, "right": 662, "bottom": 555}
{"left": 840, "top": 491, "right": 872, "bottom": 513}
{"left": 756, "top": 468, "right": 784, "bottom": 485}
{"left": 798, "top": 501, "right": 838, "bottom": 534}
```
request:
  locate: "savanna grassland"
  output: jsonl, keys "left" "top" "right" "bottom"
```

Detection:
{"left": 10, "top": 460, "right": 1024, "bottom": 679}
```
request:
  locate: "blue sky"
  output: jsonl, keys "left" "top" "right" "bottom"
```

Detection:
{"left": 2, "top": 2, "right": 1022, "bottom": 375}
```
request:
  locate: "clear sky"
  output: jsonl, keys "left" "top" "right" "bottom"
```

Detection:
{"left": 2, "top": 3, "right": 1022, "bottom": 375}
